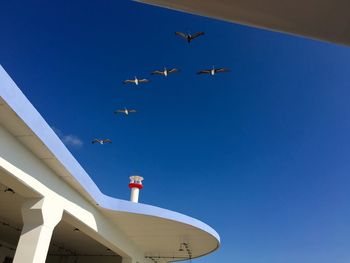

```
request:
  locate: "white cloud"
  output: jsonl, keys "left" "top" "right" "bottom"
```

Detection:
{"left": 61, "top": 134, "right": 83, "bottom": 147}
{"left": 52, "top": 127, "right": 83, "bottom": 148}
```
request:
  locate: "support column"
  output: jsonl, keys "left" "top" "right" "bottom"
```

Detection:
{"left": 13, "top": 198, "right": 63, "bottom": 263}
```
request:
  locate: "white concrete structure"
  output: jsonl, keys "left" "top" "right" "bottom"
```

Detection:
{"left": 138, "top": 0, "right": 350, "bottom": 46}
{"left": 0, "top": 65, "right": 220, "bottom": 263}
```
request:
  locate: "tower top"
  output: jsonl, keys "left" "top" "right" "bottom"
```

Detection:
{"left": 129, "top": 175, "right": 144, "bottom": 190}
{"left": 129, "top": 175, "right": 144, "bottom": 182}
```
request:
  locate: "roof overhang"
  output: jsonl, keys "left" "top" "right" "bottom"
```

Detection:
{"left": 137, "top": 0, "right": 350, "bottom": 46}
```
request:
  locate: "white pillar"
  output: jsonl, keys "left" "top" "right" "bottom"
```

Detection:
{"left": 13, "top": 198, "right": 63, "bottom": 263}
{"left": 130, "top": 187, "right": 140, "bottom": 203}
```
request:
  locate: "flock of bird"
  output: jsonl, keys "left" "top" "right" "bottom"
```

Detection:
{"left": 92, "top": 31, "right": 230, "bottom": 145}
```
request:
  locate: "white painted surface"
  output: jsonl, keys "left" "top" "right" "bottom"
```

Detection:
{"left": 13, "top": 198, "right": 63, "bottom": 263}
{"left": 0, "top": 125, "right": 143, "bottom": 261}
{"left": 130, "top": 188, "right": 140, "bottom": 203}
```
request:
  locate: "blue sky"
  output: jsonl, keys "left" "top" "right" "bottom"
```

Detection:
{"left": 1, "top": 1, "right": 350, "bottom": 262}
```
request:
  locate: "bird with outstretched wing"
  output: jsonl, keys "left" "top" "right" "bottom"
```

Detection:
{"left": 197, "top": 69, "right": 212, "bottom": 75}
{"left": 151, "top": 68, "right": 179, "bottom": 76}
{"left": 92, "top": 139, "right": 112, "bottom": 144}
{"left": 197, "top": 67, "right": 230, "bottom": 75}
{"left": 138, "top": 79, "right": 150, "bottom": 83}
{"left": 151, "top": 70, "right": 164, "bottom": 75}
{"left": 123, "top": 79, "right": 136, "bottom": 84}
{"left": 215, "top": 68, "right": 230, "bottom": 73}
{"left": 175, "top": 31, "right": 205, "bottom": 43}
{"left": 114, "top": 108, "right": 137, "bottom": 115}
{"left": 123, "top": 77, "right": 150, "bottom": 85}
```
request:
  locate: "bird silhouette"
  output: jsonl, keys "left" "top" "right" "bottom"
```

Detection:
{"left": 175, "top": 31, "right": 205, "bottom": 43}
{"left": 114, "top": 108, "right": 137, "bottom": 115}
{"left": 92, "top": 139, "right": 112, "bottom": 144}
{"left": 151, "top": 67, "right": 179, "bottom": 77}
{"left": 123, "top": 77, "right": 150, "bottom": 85}
{"left": 197, "top": 66, "right": 230, "bottom": 75}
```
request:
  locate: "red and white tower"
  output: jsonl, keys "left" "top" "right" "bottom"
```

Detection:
{"left": 128, "top": 175, "right": 144, "bottom": 203}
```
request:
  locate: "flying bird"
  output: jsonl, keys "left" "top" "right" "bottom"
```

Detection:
{"left": 151, "top": 67, "right": 179, "bottom": 77}
{"left": 92, "top": 139, "right": 112, "bottom": 145}
{"left": 197, "top": 66, "right": 230, "bottom": 75}
{"left": 123, "top": 77, "right": 150, "bottom": 86}
{"left": 114, "top": 108, "right": 137, "bottom": 115}
{"left": 175, "top": 31, "right": 205, "bottom": 43}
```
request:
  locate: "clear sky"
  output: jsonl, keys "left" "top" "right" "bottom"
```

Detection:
{"left": 1, "top": 1, "right": 350, "bottom": 263}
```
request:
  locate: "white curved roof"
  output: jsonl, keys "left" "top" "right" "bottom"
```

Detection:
{"left": 0, "top": 65, "right": 220, "bottom": 261}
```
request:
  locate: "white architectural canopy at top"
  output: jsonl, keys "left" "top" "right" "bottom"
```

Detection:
{"left": 138, "top": 0, "right": 350, "bottom": 46}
